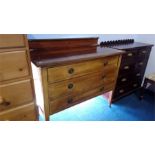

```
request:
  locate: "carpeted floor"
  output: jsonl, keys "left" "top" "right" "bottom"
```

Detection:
{"left": 49, "top": 92, "right": 155, "bottom": 121}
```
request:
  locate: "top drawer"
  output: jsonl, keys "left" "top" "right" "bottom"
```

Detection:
{"left": 47, "top": 56, "right": 119, "bottom": 83}
{"left": 0, "top": 50, "right": 29, "bottom": 82}
{"left": 0, "top": 35, "right": 25, "bottom": 49}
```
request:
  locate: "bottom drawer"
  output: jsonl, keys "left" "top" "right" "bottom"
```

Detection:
{"left": 0, "top": 103, "right": 36, "bottom": 121}
{"left": 113, "top": 82, "right": 141, "bottom": 99}
{"left": 49, "top": 83, "right": 114, "bottom": 115}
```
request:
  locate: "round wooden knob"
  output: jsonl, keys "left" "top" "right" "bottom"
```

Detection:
{"left": 68, "top": 68, "right": 74, "bottom": 74}
{"left": 100, "top": 87, "right": 104, "bottom": 92}
{"left": 68, "top": 83, "right": 74, "bottom": 89}
{"left": 67, "top": 98, "right": 73, "bottom": 104}
{"left": 104, "top": 61, "right": 108, "bottom": 66}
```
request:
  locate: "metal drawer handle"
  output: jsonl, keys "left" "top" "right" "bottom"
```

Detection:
{"left": 100, "top": 87, "right": 104, "bottom": 92}
{"left": 68, "top": 68, "right": 74, "bottom": 74}
{"left": 142, "top": 51, "right": 146, "bottom": 54}
{"left": 119, "top": 89, "right": 124, "bottom": 93}
{"left": 121, "top": 78, "right": 127, "bottom": 82}
{"left": 124, "top": 66, "right": 129, "bottom": 70}
{"left": 0, "top": 97, "right": 11, "bottom": 106}
{"left": 68, "top": 83, "right": 74, "bottom": 89}
{"left": 139, "top": 62, "right": 143, "bottom": 65}
{"left": 127, "top": 53, "right": 133, "bottom": 56}
{"left": 133, "top": 84, "right": 138, "bottom": 87}
{"left": 67, "top": 97, "right": 73, "bottom": 104}
{"left": 136, "top": 73, "right": 141, "bottom": 77}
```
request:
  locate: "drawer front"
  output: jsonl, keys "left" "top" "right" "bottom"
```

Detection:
{"left": 117, "top": 72, "right": 142, "bottom": 87}
{"left": 0, "top": 103, "right": 36, "bottom": 121}
{"left": 0, "top": 80, "right": 33, "bottom": 112}
{"left": 48, "top": 71, "right": 116, "bottom": 100}
{"left": 47, "top": 56, "right": 119, "bottom": 83}
{"left": 113, "top": 82, "right": 141, "bottom": 99}
{"left": 121, "top": 50, "right": 137, "bottom": 65}
{"left": 0, "top": 35, "right": 25, "bottom": 48}
{"left": 0, "top": 50, "right": 29, "bottom": 82}
{"left": 49, "top": 84, "right": 114, "bottom": 115}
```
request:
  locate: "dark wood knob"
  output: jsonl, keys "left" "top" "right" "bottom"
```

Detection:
{"left": 100, "top": 87, "right": 104, "bottom": 92}
{"left": 104, "top": 61, "right": 108, "bottom": 66}
{"left": 68, "top": 83, "right": 74, "bottom": 89}
{"left": 102, "top": 75, "right": 106, "bottom": 79}
{"left": 19, "top": 68, "right": 23, "bottom": 71}
{"left": 68, "top": 68, "right": 74, "bottom": 74}
{"left": 67, "top": 98, "right": 73, "bottom": 104}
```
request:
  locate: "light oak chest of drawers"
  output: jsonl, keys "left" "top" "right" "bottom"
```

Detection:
{"left": 0, "top": 34, "right": 37, "bottom": 121}
{"left": 29, "top": 38, "right": 124, "bottom": 121}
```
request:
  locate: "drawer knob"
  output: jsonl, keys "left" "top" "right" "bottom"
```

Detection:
{"left": 100, "top": 87, "right": 104, "bottom": 92}
{"left": 121, "top": 78, "right": 127, "bottom": 82}
{"left": 102, "top": 75, "right": 106, "bottom": 79}
{"left": 142, "top": 51, "right": 146, "bottom": 54}
{"left": 136, "top": 73, "right": 141, "bottom": 77}
{"left": 0, "top": 97, "right": 11, "bottom": 106}
{"left": 139, "top": 62, "right": 143, "bottom": 66}
{"left": 124, "top": 66, "right": 129, "bottom": 70}
{"left": 68, "top": 83, "right": 74, "bottom": 89}
{"left": 133, "top": 84, "right": 138, "bottom": 87}
{"left": 119, "top": 89, "right": 124, "bottom": 93}
{"left": 68, "top": 68, "right": 74, "bottom": 74}
{"left": 127, "top": 53, "right": 133, "bottom": 57}
{"left": 67, "top": 98, "right": 73, "bottom": 104}
{"left": 19, "top": 68, "right": 23, "bottom": 71}
{"left": 104, "top": 61, "right": 108, "bottom": 66}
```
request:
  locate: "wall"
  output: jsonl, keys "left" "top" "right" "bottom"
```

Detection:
{"left": 28, "top": 34, "right": 138, "bottom": 43}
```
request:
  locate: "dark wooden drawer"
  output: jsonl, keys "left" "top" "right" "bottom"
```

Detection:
{"left": 49, "top": 84, "right": 114, "bottom": 115}
{"left": 113, "top": 81, "right": 141, "bottom": 99}
{"left": 121, "top": 50, "right": 137, "bottom": 65}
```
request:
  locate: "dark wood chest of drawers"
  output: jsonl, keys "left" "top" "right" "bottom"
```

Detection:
{"left": 101, "top": 41, "right": 153, "bottom": 102}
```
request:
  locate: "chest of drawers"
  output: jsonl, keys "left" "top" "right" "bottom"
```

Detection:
{"left": 29, "top": 38, "right": 124, "bottom": 120}
{"left": 100, "top": 40, "right": 153, "bottom": 102}
{"left": 0, "top": 35, "right": 37, "bottom": 121}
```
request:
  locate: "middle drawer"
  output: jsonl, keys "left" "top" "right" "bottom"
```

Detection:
{"left": 48, "top": 71, "right": 116, "bottom": 100}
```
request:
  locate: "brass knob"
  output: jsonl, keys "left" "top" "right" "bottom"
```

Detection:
{"left": 139, "top": 62, "right": 143, "bottom": 66}
{"left": 68, "top": 83, "right": 74, "bottom": 89}
{"left": 133, "top": 84, "right": 138, "bottom": 87}
{"left": 136, "top": 73, "right": 141, "bottom": 77}
{"left": 119, "top": 89, "right": 124, "bottom": 93}
{"left": 127, "top": 53, "right": 133, "bottom": 57}
{"left": 121, "top": 78, "right": 127, "bottom": 82}
{"left": 67, "top": 98, "right": 73, "bottom": 104}
{"left": 68, "top": 68, "right": 74, "bottom": 74}
{"left": 142, "top": 51, "right": 146, "bottom": 54}
{"left": 124, "top": 66, "right": 129, "bottom": 70}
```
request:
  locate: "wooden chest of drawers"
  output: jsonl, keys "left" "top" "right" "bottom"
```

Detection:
{"left": 100, "top": 41, "right": 153, "bottom": 102}
{"left": 0, "top": 35, "right": 36, "bottom": 121}
{"left": 29, "top": 38, "right": 124, "bottom": 120}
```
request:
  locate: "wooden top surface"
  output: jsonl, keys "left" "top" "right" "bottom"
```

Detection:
{"left": 30, "top": 46, "right": 124, "bottom": 67}
{"left": 107, "top": 42, "right": 153, "bottom": 50}
{"left": 29, "top": 37, "right": 124, "bottom": 67}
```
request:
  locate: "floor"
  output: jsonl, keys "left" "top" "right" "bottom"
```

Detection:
{"left": 48, "top": 92, "right": 155, "bottom": 121}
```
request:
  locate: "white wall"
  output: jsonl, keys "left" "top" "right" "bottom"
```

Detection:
{"left": 136, "top": 34, "right": 155, "bottom": 76}
{"left": 28, "top": 34, "right": 138, "bottom": 43}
